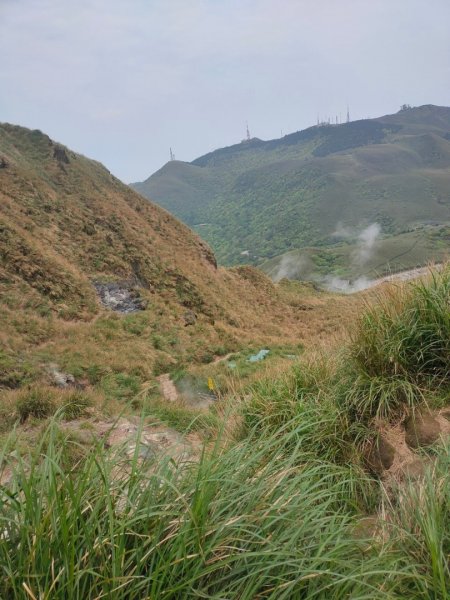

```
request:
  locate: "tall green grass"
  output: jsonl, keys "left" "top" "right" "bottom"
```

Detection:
{"left": 346, "top": 266, "right": 449, "bottom": 421}
{"left": 244, "top": 267, "right": 449, "bottom": 433}
{"left": 0, "top": 420, "right": 382, "bottom": 599}
{"left": 383, "top": 445, "right": 450, "bottom": 599}
{"left": 244, "top": 361, "right": 370, "bottom": 470}
{"left": 1, "top": 419, "right": 448, "bottom": 599}
{"left": 0, "top": 267, "right": 448, "bottom": 598}
{"left": 352, "top": 268, "right": 449, "bottom": 383}
{"left": 0, "top": 418, "right": 448, "bottom": 600}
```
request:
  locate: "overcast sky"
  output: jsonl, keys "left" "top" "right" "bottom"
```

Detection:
{"left": 1, "top": 0, "right": 450, "bottom": 182}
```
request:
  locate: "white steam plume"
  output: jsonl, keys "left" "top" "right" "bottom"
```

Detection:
{"left": 273, "top": 254, "right": 313, "bottom": 282}
{"left": 355, "top": 223, "right": 381, "bottom": 265}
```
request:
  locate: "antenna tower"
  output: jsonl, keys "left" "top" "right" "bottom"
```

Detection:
{"left": 346, "top": 105, "right": 350, "bottom": 123}
{"left": 170, "top": 147, "right": 175, "bottom": 161}
{"left": 246, "top": 122, "right": 251, "bottom": 141}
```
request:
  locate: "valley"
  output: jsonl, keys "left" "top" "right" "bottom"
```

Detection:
{"left": 2, "top": 1, "right": 450, "bottom": 596}
{"left": 0, "top": 123, "right": 449, "bottom": 599}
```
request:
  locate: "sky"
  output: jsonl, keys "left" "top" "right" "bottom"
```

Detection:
{"left": 1, "top": 0, "right": 450, "bottom": 182}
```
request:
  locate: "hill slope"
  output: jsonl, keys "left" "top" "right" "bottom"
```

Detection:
{"left": 133, "top": 105, "right": 450, "bottom": 272}
{"left": 0, "top": 123, "right": 356, "bottom": 398}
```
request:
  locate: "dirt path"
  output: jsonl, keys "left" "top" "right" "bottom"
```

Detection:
{"left": 212, "top": 352, "right": 235, "bottom": 364}
{"left": 366, "top": 264, "right": 443, "bottom": 290}
{"left": 156, "top": 374, "right": 179, "bottom": 402}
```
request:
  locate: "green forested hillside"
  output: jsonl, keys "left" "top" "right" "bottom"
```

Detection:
{"left": 133, "top": 105, "right": 450, "bottom": 271}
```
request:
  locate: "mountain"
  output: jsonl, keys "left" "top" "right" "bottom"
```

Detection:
{"left": 0, "top": 123, "right": 354, "bottom": 396}
{"left": 132, "top": 105, "right": 450, "bottom": 276}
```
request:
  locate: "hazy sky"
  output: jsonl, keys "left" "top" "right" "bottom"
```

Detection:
{"left": 1, "top": 0, "right": 450, "bottom": 182}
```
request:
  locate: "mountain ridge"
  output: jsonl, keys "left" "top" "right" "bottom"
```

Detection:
{"left": 132, "top": 104, "right": 450, "bottom": 271}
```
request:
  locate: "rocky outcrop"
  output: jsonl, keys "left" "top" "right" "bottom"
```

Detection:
{"left": 53, "top": 144, "right": 70, "bottom": 164}
{"left": 93, "top": 281, "right": 146, "bottom": 313}
{"left": 47, "top": 363, "right": 88, "bottom": 389}
{"left": 198, "top": 240, "right": 217, "bottom": 269}
{"left": 183, "top": 310, "right": 197, "bottom": 326}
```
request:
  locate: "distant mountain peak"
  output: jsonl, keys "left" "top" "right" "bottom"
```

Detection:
{"left": 132, "top": 104, "right": 450, "bottom": 269}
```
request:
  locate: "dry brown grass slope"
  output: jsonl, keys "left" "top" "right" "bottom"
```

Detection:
{"left": 0, "top": 123, "right": 359, "bottom": 414}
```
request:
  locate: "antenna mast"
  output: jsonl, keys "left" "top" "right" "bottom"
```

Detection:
{"left": 246, "top": 122, "right": 251, "bottom": 141}
{"left": 169, "top": 147, "right": 175, "bottom": 161}
{"left": 346, "top": 105, "right": 350, "bottom": 123}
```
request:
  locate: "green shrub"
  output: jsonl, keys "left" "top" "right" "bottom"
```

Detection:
{"left": 122, "top": 313, "right": 148, "bottom": 336}
{"left": 351, "top": 266, "right": 449, "bottom": 386}
{"left": 0, "top": 351, "right": 38, "bottom": 388}
{"left": 61, "top": 390, "right": 93, "bottom": 420}
{"left": 151, "top": 333, "right": 164, "bottom": 350}
{"left": 243, "top": 360, "right": 370, "bottom": 469}
{"left": 100, "top": 372, "right": 141, "bottom": 401}
{"left": 143, "top": 398, "right": 219, "bottom": 436}
{"left": 16, "top": 387, "right": 56, "bottom": 422}
{"left": 85, "top": 364, "right": 107, "bottom": 384}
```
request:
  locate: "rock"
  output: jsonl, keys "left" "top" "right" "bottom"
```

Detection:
{"left": 367, "top": 435, "right": 396, "bottom": 474}
{"left": 93, "top": 281, "right": 146, "bottom": 313}
{"left": 183, "top": 310, "right": 197, "bottom": 326}
{"left": 0, "top": 156, "right": 8, "bottom": 169}
{"left": 198, "top": 241, "right": 217, "bottom": 269}
{"left": 157, "top": 374, "right": 178, "bottom": 402}
{"left": 404, "top": 412, "right": 441, "bottom": 449}
{"left": 48, "top": 363, "right": 75, "bottom": 388}
{"left": 53, "top": 144, "right": 70, "bottom": 164}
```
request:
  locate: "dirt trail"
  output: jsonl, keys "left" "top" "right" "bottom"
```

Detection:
{"left": 157, "top": 374, "right": 179, "bottom": 402}
{"left": 366, "top": 264, "right": 443, "bottom": 290}
{"left": 212, "top": 352, "right": 235, "bottom": 364}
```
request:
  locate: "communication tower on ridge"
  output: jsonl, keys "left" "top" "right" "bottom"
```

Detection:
{"left": 246, "top": 122, "right": 251, "bottom": 141}
{"left": 169, "top": 147, "right": 175, "bottom": 161}
{"left": 346, "top": 105, "right": 350, "bottom": 123}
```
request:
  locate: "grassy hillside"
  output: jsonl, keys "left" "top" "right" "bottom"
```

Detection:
{"left": 1, "top": 266, "right": 449, "bottom": 598}
{"left": 133, "top": 105, "right": 450, "bottom": 270}
{"left": 1, "top": 123, "right": 449, "bottom": 598}
{"left": 0, "top": 123, "right": 361, "bottom": 419}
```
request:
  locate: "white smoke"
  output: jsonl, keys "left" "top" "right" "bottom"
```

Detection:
{"left": 271, "top": 222, "right": 382, "bottom": 293}
{"left": 322, "top": 222, "right": 381, "bottom": 292}
{"left": 323, "top": 275, "right": 372, "bottom": 294}
{"left": 331, "top": 221, "right": 382, "bottom": 266}
{"left": 273, "top": 253, "right": 313, "bottom": 282}
{"left": 354, "top": 223, "right": 381, "bottom": 266}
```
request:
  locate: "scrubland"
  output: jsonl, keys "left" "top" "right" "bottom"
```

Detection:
{"left": 1, "top": 266, "right": 448, "bottom": 599}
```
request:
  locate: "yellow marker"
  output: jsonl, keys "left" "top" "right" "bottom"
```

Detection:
{"left": 207, "top": 377, "right": 215, "bottom": 391}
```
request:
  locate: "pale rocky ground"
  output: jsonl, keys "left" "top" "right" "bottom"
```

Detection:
{"left": 0, "top": 416, "right": 202, "bottom": 486}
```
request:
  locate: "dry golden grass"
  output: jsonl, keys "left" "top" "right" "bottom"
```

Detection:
{"left": 0, "top": 126, "right": 359, "bottom": 354}
{"left": 0, "top": 123, "right": 364, "bottom": 441}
